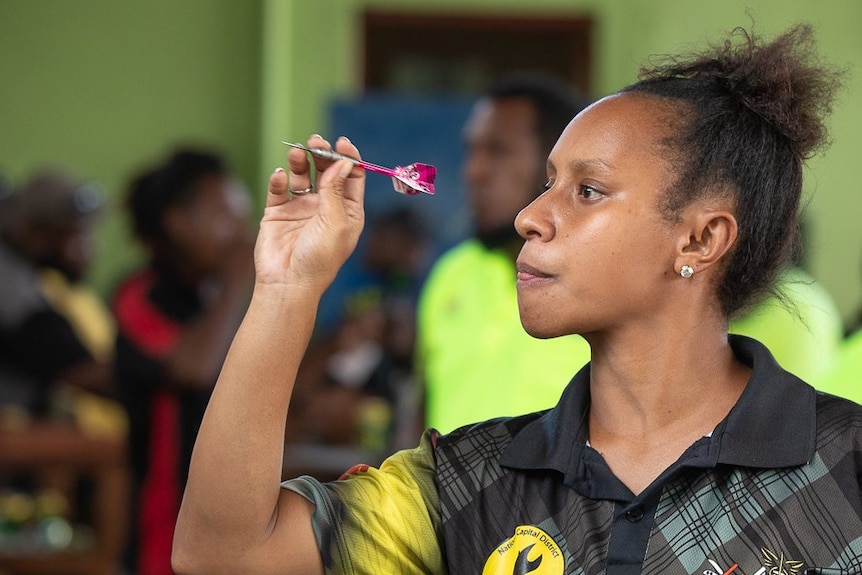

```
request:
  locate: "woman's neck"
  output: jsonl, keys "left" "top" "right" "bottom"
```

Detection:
{"left": 584, "top": 325, "right": 750, "bottom": 494}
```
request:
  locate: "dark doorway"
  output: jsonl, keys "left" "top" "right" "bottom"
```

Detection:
{"left": 362, "top": 11, "right": 593, "bottom": 96}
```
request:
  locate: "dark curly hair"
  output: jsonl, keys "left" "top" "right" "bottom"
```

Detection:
{"left": 621, "top": 24, "right": 843, "bottom": 318}
{"left": 127, "top": 148, "right": 227, "bottom": 244}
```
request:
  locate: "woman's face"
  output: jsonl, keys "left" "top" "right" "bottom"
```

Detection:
{"left": 514, "top": 92, "right": 686, "bottom": 339}
{"left": 167, "top": 174, "right": 251, "bottom": 275}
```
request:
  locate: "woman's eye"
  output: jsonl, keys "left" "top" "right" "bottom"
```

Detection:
{"left": 579, "top": 184, "right": 602, "bottom": 199}
{"left": 540, "top": 180, "right": 554, "bottom": 193}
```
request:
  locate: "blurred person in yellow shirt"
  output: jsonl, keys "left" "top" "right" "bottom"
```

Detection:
{"left": 0, "top": 169, "right": 125, "bottom": 437}
{"left": 730, "top": 265, "right": 843, "bottom": 387}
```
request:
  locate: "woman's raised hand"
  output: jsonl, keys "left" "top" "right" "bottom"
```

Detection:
{"left": 255, "top": 135, "right": 366, "bottom": 294}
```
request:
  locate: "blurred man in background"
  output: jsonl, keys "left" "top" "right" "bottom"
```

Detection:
{"left": 417, "top": 74, "right": 594, "bottom": 433}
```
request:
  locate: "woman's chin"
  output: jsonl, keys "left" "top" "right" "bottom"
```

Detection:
{"left": 519, "top": 318, "right": 564, "bottom": 340}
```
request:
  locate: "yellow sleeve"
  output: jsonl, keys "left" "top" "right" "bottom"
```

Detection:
{"left": 282, "top": 431, "right": 443, "bottom": 575}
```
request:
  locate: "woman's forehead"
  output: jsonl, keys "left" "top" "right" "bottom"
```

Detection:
{"left": 550, "top": 93, "right": 677, "bottom": 169}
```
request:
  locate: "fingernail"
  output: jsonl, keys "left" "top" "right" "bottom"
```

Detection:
{"left": 273, "top": 167, "right": 285, "bottom": 174}
{"left": 340, "top": 135, "right": 352, "bottom": 144}
{"left": 310, "top": 133, "right": 322, "bottom": 140}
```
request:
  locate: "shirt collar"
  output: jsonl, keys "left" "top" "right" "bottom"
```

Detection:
{"left": 500, "top": 335, "right": 817, "bottom": 480}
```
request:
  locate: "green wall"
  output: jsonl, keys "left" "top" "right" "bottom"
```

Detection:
{"left": 0, "top": 0, "right": 262, "bottom": 294}
{"left": 2, "top": 0, "right": 861, "bottom": 324}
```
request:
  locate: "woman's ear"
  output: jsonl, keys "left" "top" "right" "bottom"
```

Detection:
{"left": 675, "top": 209, "right": 738, "bottom": 276}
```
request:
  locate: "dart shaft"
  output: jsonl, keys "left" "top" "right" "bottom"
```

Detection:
{"left": 283, "top": 142, "right": 394, "bottom": 176}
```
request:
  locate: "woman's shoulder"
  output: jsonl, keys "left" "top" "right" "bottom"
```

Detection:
{"left": 433, "top": 412, "right": 546, "bottom": 464}
{"left": 815, "top": 389, "right": 862, "bottom": 417}
{"left": 813, "top": 391, "right": 862, "bottom": 456}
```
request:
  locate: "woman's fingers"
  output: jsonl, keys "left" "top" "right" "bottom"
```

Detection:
{"left": 266, "top": 167, "right": 290, "bottom": 207}
{"left": 326, "top": 136, "right": 365, "bottom": 203}
{"left": 302, "top": 134, "right": 337, "bottom": 177}
{"left": 287, "top": 142, "right": 314, "bottom": 196}
{"left": 274, "top": 134, "right": 365, "bottom": 215}
{"left": 316, "top": 157, "right": 364, "bottom": 218}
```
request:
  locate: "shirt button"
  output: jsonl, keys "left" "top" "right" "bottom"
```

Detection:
{"left": 626, "top": 507, "right": 644, "bottom": 522}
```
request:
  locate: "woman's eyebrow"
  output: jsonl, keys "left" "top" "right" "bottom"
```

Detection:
{"left": 546, "top": 157, "right": 614, "bottom": 175}
{"left": 570, "top": 157, "right": 614, "bottom": 174}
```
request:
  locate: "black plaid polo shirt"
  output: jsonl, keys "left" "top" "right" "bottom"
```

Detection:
{"left": 435, "top": 335, "right": 862, "bottom": 574}
{"left": 286, "top": 336, "right": 862, "bottom": 574}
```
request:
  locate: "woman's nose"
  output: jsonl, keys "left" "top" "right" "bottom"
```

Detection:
{"left": 514, "top": 193, "right": 553, "bottom": 241}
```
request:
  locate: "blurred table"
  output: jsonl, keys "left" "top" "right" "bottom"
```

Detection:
{"left": 0, "top": 422, "right": 128, "bottom": 575}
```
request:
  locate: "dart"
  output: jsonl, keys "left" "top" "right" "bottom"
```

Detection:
{"left": 283, "top": 141, "right": 436, "bottom": 196}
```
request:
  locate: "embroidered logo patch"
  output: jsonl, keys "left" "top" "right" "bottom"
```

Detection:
{"left": 702, "top": 548, "right": 805, "bottom": 575}
{"left": 761, "top": 548, "right": 804, "bottom": 575}
{"left": 483, "top": 525, "right": 564, "bottom": 574}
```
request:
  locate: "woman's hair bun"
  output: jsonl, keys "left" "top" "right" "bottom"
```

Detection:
{"left": 640, "top": 24, "right": 844, "bottom": 160}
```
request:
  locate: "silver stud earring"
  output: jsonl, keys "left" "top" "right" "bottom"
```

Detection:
{"left": 680, "top": 265, "right": 694, "bottom": 278}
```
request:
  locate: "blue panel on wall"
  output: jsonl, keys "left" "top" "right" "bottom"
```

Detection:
{"left": 314, "top": 93, "right": 475, "bottom": 333}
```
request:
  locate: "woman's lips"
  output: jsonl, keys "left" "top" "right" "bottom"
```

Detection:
{"left": 516, "top": 262, "right": 553, "bottom": 283}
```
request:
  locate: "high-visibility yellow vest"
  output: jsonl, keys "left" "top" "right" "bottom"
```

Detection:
{"left": 819, "top": 329, "right": 862, "bottom": 405}
{"left": 730, "top": 266, "right": 843, "bottom": 387}
{"left": 417, "top": 240, "right": 591, "bottom": 434}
